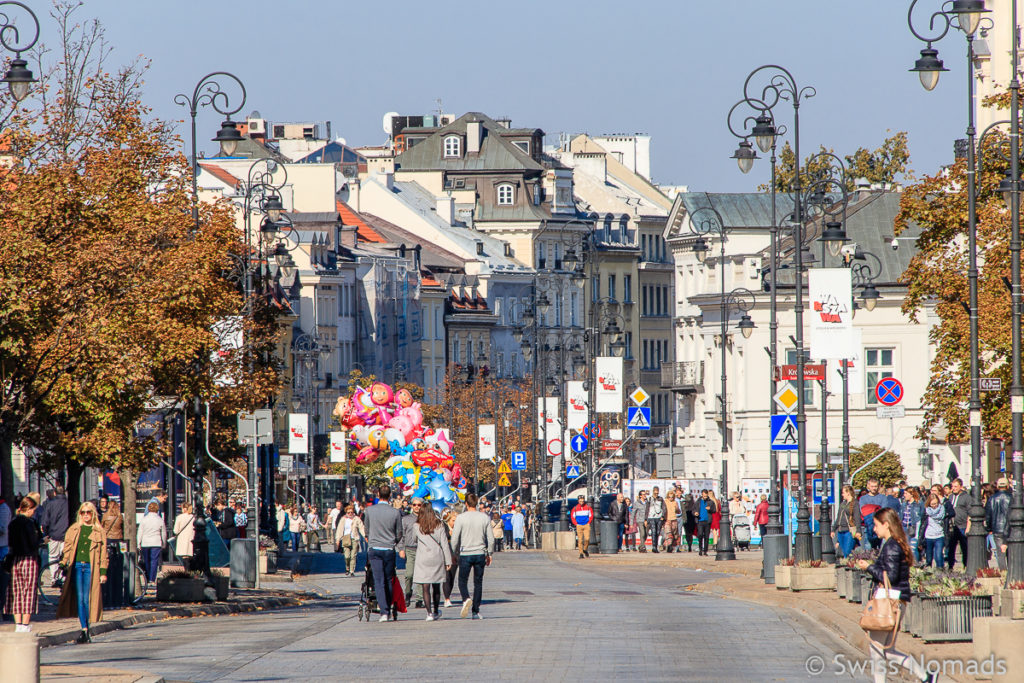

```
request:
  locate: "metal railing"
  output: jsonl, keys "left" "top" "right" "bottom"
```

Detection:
{"left": 660, "top": 361, "right": 704, "bottom": 391}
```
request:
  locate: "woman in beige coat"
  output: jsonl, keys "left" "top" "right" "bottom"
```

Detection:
{"left": 173, "top": 502, "right": 196, "bottom": 571}
{"left": 57, "top": 502, "right": 109, "bottom": 643}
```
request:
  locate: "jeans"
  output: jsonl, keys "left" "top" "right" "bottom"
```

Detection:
{"left": 47, "top": 540, "right": 64, "bottom": 582}
{"left": 696, "top": 521, "right": 711, "bottom": 554}
{"left": 759, "top": 524, "right": 768, "bottom": 539}
{"left": 458, "top": 554, "right": 486, "bottom": 614}
{"left": 368, "top": 548, "right": 396, "bottom": 615}
{"left": 503, "top": 529, "right": 513, "bottom": 549}
{"left": 291, "top": 534, "right": 300, "bottom": 553}
{"left": 142, "top": 546, "right": 161, "bottom": 583}
{"left": 647, "top": 520, "right": 663, "bottom": 550}
{"left": 946, "top": 526, "right": 968, "bottom": 569}
{"left": 73, "top": 561, "right": 91, "bottom": 629}
{"left": 925, "top": 537, "right": 945, "bottom": 567}
{"left": 615, "top": 523, "right": 625, "bottom": 550}
{"left": 993, "top": 534, "right": 1007, "bottom": 571}
{"left": 514, "top": 536, "right": 524, "bottom": 550}
{"left": 835, "top": 531, "right": 855, "bottom": 558}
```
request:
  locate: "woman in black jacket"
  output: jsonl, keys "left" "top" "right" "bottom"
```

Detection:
{"left": 856, "top": 507, "right": 932, "bottom": 683}
{"left": 4, "top": 495, "right": 42, "bottom": 632}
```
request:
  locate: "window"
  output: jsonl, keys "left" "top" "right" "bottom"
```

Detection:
{"left": 866, "top": 347, "right": 894, "bottom": 405}
{"left": 642, "top": 286, "right": 648, "bottom": 315}
{"left": 591, "top": 275, "right": 600, "bottom": 302}
{"left": 625, "top": 331, "right": 634, "bottom": 359}
{"left": 512, "top": 140, "right": 530, "bottom": 154}
{"left": 643, "top": 340, "right": 649, "bottom": 369}
{"left": 785, "top": 349, "right": 815, "bottom": 404}
{"left": 570, "top": 291, "right": 579, "bottom": 326}
{"left": 662, "top": 287, "right": 669, "bottom": 316}
{"left": 444, "top": 135, "right": 461, "bottom": 158}
{"left": 624, "top": 274, "right": 632, "bottom": 302}
{"left": 497, "top": 183, "right": 514, "bottom": 205}
{"left": 608, "top": 274, "right": 617, "bottom": 302}
{"left": 641, "top": 234, "right": 648, "bottom": 260}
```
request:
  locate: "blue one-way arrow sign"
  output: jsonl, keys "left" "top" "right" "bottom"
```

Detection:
{"left": 570, "top": 434, "right": 589, "bottom": 453}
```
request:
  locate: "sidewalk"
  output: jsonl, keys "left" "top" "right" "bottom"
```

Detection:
{"left": 553, "top": 548, "right": 979, "bottom": 683}
{"left": 40, "top": 664, "right": 164, "bottom": 683}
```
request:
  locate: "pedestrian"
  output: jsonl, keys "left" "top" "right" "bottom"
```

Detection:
{"left": 511, "top": 506, "right": 526, "bottom": 550}
{"left": 305, "top": 505, "right": 322, "bottom": 552}
{"left": 490, "top": 512, "right": 504, "bottom": 552}
{"left": 729, "top": 492, "right": 745, "bottom": 517}
{"left": 623, "top": 498, "right": 638, "bottom": 551}
{"left": 608, "top": 493, "right": 628, "bottom": 552}
{"left": 100, "top": 496, "right": 124, "bottom": 545}
{"left": 754, "top": 494, "right": 769, "bottom": 539}
{"left": 276, "top": 502, "right": 287, "bottom": 539}
{"left": 217, "top": 500, "right": 236, "bottom": 542}
{"left": 363, "top": 486, "right": 404, "bottom": 622}
{"left": 402, "top": 498, "right": 423, "bottom": 607}
{"left": 137, "top": 501, "right": 167, "bottom": 586}
{"left": 441, "top": 508, "right": 459, "bottom": 607}
{"left": 859, "top": 478, "right": 891, "bottom": 550}
{"left": 855, "top": 507, "right": 930, "bottom": 682}
{"left": 985, "top": 477, "right": 1011, "bottom": 570}
{"left": 173, "top": 503, "right": 196, "bottom": 571}
{"left": 709, "top": 490, "right": 722, "bottom": 547}
{"left": 147, "top": 490, "right": 169, "bottom": 512}
{"left": 646, "top": 487, "right": 665, "bottom": 553}
{"left": 233, "top": 502, "right": 248, "bottom": 539}
{"left": 4, "top": 495, "right": 41, "bottom": 632}
{"left": 501, "top": 507, "right": 514, "bottom": 550}
{"left": 327, "top": 500, "right": 343, "bottom": 548}
{"left": 944, "top": 478, "right": 972, "bottom": 570}
{"left": 451, "top": 493, "right": 494, "bottom": 620}
{"left": 921, "top": 493, "right": 947, "bottom": 568}
{"left": 288, "top": 505, "right": 305, "bottom": 552}
{"left": 682, "top": 494, "right": 697, "bottom": 552}
{"left": 696, "top": 490, "right": 714, "bottom": 556}
{"left": 663, "top": 491, "right": 680, "bottom": 553}
{"left": 570, "top": 496, "right": 594, "bottom": 559}
{"left": 831, "top": 485, "right": 862, "bottom": 559}
{"left": 901, "top": 488, "right": 923, "bottom": 562}
{"left": 57, "top": 502, "right": 108, "bottom": 643}
{"left": 633, "top": 491, "right": 649, "bottom": 552}
{"left": 335, "top": 504, "right": 365, "bottom": 576}
{"left": 413, "top": 503, "right": 452, "bottom": 621}
{"left": 40, "top": 486, "right": 69, "bottom": 586}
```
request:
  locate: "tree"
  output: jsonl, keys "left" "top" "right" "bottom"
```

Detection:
{"left": 761, "top": 132, "right": 911, "bottom": 193}
{"left": 850, "top": 442, "right": 906, "bottom": 489}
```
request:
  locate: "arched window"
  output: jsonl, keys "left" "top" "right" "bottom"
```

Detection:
{"left": 444, "top": 135, "right": 461, "bottom": 158}
{"left": 497, "top": 183, "right": 514, "bottom": 205}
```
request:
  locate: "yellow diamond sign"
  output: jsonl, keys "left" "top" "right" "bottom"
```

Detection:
{"left": 774, "top": 385, "right": 799, "bottom": 413}
{"left": 629, "top": 386, "right": 650, "bottom": 406}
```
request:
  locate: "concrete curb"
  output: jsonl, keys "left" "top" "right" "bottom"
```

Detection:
{"left": 37, "top": 595, "right": 305, "bottom": 649}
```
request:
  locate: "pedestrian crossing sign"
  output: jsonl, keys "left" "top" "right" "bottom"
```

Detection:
{"left": 497, "top": 460, "right": 511, "bottom": 474}
{"left": 770, "top": 414, "right": 799, "bottom": 451}
{"left": 498, "top": 473, "right": 511, "bottom": 487}
{"left": 567, "top": 463, "right": 581, "bottom": 478}
{"left": 626, "top": 406, "right": 651, "bottom": 430}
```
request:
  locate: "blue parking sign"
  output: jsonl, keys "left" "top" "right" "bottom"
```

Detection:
{"left": 511, "top": 451, "right": 527, "bottom": 471}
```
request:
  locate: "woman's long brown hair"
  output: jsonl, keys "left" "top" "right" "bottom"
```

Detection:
{"left": 417, "top": 504, "right": 439, "bottom": 535}
{"left": 876, "top": 507, "right": 914, "bottom": 567}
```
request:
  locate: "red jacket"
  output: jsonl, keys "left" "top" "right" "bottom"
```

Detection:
{"left": 754, "top": 501, "right": 769, "bottom": 526}
{"left": 570, "top": 504, "right": 594, "bottom": 526}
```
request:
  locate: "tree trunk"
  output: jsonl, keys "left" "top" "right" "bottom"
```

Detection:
{"left": 1, "top": 433, "right": 14, "bottom": 499}
{"left": 66, "top": 457, "right": 85, "bottom": 514}
{"left": 120, "top": 468, "right": 139, "bottom": 598}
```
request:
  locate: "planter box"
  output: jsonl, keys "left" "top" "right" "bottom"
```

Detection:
{"left": 999, "top": 589, "right": 1024, "bottom": 619}
{"left": 975, "top": 576, "right": 1004, "bottom": 595}
{"left": 860, "top": 574, "right": 874, "bottom": 606}
{"left": 258, "top": 551, "right": 278, "bottom": 575}
{"left": 847, "top": 570, "right": 864, "bottom": 603}
{"left": 836, "top": 567, "right": 847, "bottom": 598}
{"left": 155, "top": 574, "right": 229, "bottom": 603}
{"left": 920, "top": 595, "right": 993, "bottom": 643}
{"left": 775, "top": 565, "right": 792, "bottom": 590}
{"left": 791, "top": 566, "right": 837, "bottom": 591}
{"left": 902, "top": 595, "right": 915, "bottom": 633}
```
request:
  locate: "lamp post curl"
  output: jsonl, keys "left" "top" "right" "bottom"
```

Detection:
{"left": 0, "top": 1, "right": 40, "bottom": 102}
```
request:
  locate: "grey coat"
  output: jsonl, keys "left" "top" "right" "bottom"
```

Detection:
{"left": 412, "top": 522, "right": 453, "bottom": 584}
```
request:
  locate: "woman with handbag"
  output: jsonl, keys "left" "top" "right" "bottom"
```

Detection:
{"left": 412, "top": 504, "right": 452, "bottom": 621}
{"left": 173, "top": 503, "right": 196, "bottom": 571}
{"left": 856, "top": 507, "right": 933, "bottom": 683}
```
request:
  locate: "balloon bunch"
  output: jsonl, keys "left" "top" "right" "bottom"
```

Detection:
{"left": 333, "top": 382, "right": 466, "bottom": 511}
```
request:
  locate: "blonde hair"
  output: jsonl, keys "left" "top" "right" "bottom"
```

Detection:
{"left": 77, "top": 501, "right": 99, "bottom": 523}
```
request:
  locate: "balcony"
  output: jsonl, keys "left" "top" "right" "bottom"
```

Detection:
{"left": 660, "top": 361, "right": 704, "bottom": 393}
{"left": 711, "top": 394, "right": 733, "bottom": 420}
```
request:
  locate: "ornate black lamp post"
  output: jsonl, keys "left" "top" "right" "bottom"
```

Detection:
{"left": 0, "top": 2, "right": 40, "bottom": 102}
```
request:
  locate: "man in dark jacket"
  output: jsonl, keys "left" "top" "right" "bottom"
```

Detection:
{"left": 40, "top": 487, "right": 69, "bottom": 587}
{"left": 986, "top": 477, "right": 1012, "bottom": 570}
{"left": 608, "top": 493, "right": 628, "bottom": 552}
{"left": 944, "top": 478, "right": 973, "bottom": 570}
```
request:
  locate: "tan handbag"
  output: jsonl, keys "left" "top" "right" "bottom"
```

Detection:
{"left": 859, "top": 571, "right": 901, "bottom": 644}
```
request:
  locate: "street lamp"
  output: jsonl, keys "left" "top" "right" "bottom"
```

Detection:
{"left": 0, "top": 3, "right": 40, "bottom": 102}
{"left": 732, "top": 139, "right": 758, "bottom": 174}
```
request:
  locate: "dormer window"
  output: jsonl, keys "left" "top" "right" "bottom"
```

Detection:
{"left": 444, "top": 135, "right": 461, "bottom": 158}
{"left": 497, "top": 183, "right": 514, "bottom": 206}
{"left": 512, "top": 140, "right": 530, "bottom": 155}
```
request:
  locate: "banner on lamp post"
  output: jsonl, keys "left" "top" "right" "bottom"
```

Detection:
{"left": 329, "top": 431, "right": 347, "bottom": 463}
{"left": 537, "top": 397, "right": 560, "bottom": 441}
{"left": 826, "top": 327, "right": 864, "bottom": 395}
{"left": 478, "top": 424, "right": 496, "bottom": 460}
{"left": 595, "top": 356, "right": 623, "bottom": 413}
{"left": 288, "top": 413, "right": 309, "bottom": 454}
{"left": 809, "top": 268, "right": 854, "bottom": 360}
{"left": 567, "top": 381, "right": 588, "bottom": 430}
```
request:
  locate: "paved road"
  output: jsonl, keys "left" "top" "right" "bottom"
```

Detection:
{"left": 41, "top": 552, "right": 864, "bottom": 681}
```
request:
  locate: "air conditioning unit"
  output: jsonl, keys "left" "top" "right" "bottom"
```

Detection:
{"left": 247, "top": 118, "right": 266, "bottom": 136}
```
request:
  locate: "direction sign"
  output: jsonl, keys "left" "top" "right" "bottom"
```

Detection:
{"left": 770, "top": 414, "right": 799, "bottom": 451}
{"left": 627, "top": 406, "right": 651, "bottom": 430}
{"left": 776, "top": 364, "right": 826, "bottom": 381}
{"left": 498, "top": 473, "right": 511, "bottom": 487}
{"left": 980, "top": 377, "right": 1002, "bottom": 392}
{"left": 570, "top": 434, "right": 589, "bottom": 453}
{"left": 874, "top": 377, "right": 904, "bottom": 406}
{"left": 876, "top": 405, "right": 906, "bottom": 419}
{"left": 510, "top": 451, "right": 527, "bottom": 471}
{"left": 497, "top": 460, "right": 511, "bottom": 474}
{"left": 566, "top": 463, "right": 581, "bottom": 478}
{"left": 584, "top": 422, "right": 601, "bottom": 440}
{"left": 629, "top": 386, "right": 650, "bottom": 406}
{"left": 601, "top": 439, "right": 622, "bottom": 451}
{"left": 773, "top": 385, "right": 800, "bottom": 413}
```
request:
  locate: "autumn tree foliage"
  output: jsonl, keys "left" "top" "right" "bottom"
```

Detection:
{"left": 850, "top": 443, "right": 906, "bottom": 489}
{"left": 763, "top": 132, "right": 911, "bottom": 193}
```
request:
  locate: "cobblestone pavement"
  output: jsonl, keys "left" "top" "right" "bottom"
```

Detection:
{"left": 40, "top": 551, "right": 865, "bottom": 682}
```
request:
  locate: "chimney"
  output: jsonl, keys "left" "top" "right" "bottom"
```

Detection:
{"left": 382, "top": 171, "right": 394, "bottom": 190}
{"left": 467, "top": 119, "right": 482, "bottom": 154}
{"left": 436, "top": 196, "right": 454, "bottom": 225}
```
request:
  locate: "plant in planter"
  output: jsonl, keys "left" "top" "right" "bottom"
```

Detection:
{"left": 914, "top": 570, "right": 992, "bottom": 642}
{"left": 156, "top": 569, "right": 230, "bottom": 603}
{"left": 974, "top": 567, "right": 1004, "bottom": 597}
{"left": 999, "top": 580, "right": 1024, "bottom": 619}
{"left": 258, "top": 534, "right": 279, "bottom": 574}
{"left": 791, "top": 559, "right": 836, "bottom": 591}
{"left": 776, "top": 557, "right": 795, "bottom": 590}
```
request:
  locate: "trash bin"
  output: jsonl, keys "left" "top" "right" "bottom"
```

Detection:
{"left": 599, "top": 520, "right": 619, "bottom": 554}
{"left": 230, "top": 538, "right": 258, "bottom": 589}
{"left": 103, "top": 544, "right": 125, "bottom": 608}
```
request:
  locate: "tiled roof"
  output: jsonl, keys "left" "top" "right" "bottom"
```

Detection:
{"left": 336, "top": 200, "right": 387, "bottom": 244}
{"left": 198, "top": 163, "right": 240, "bottom": 189}
{"left": 395, "top": 112, "right": 544, "bottom": 173}
{"left": 360, "top": 213, "right": 467, "bottom": 270}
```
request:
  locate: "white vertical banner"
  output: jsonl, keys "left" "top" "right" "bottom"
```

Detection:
{"left": 329, "top": 431, "right": 347, "bottom": 463}
{"left": 289, "top": 413, "right": 309, "bottom": 454}
{"left": 566, "top": 380, "right": 589, "bottom": 431}
{"left": 544, "top": 397, "right": 561, "bottom": 457}
{"left": 595, "top": 356, "right": 623, "bottom": 413}
{"left": 809, "top": 268, "right": 854, "bottom": 360}
{"left": 478, "top": 424, "right": 496, "bottom": 460}
{"left": 537, "top": 397, "right": 560, "bottom": 440}
{"left": 827, "top": 327, "right": 864, "bottom": 395}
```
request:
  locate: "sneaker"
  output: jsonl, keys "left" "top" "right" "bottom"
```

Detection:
{"left": 378, "top": 614, "right": 389, "bottom": 623}
{"left": 14, "top": 625, "right": 26, "bottom": 633}
{"left": 76, "top": 629, "right": 90, "bottom": 643}
{"left": 579, "top": 553, "right": 584, "bottom": 559}
{"left": 460, "top": 598, "right": 472, "bottom": 618}
{"left": 444, "top": 599, "right": 453, "bottom": 608}
{"left": 471, "top": 612, "right": 482, "bottom": 619}
{"left": 434, "top": 611, "right": 442, "bottom": 620}
{"left": 425, "top": 613, "right": 436, "bottom": 621}
{"left": 584, "top": 550, "right": 589, "bottom": 558}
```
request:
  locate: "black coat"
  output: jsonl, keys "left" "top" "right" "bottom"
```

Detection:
{"left": 986, "top": 491, "right": 1011, "bottom": 536}
{"left": 867, "top": 537, "right": 911, "bottom": 602}
{"left": 7, "top": 514, "right": 42, "bottom": 558}
{"left": 608, "top": 500, "right": 628, "bottom": 524}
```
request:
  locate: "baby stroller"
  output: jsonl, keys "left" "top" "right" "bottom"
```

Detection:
{"left": 357, "top": 563, "right": 399, "bottom": 621}
{"left": 732, "top": 513, "right": 752, "bottom": 551}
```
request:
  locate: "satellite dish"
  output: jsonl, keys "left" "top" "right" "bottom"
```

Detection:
{"left": 334, "top": 137, "right": 346, "bottom": 147}
{"left": 382, "top": 111, "right": 399, "bottom": 136}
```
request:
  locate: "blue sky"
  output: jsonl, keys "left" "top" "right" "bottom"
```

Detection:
{"left": 60, "top": 0, "right": 964, "bottom": 191}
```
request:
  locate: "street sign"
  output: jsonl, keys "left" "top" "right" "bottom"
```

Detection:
{"left": 584, "top": 422, "right": 601, "bottom": 440}
{"left": 498, "top": 473, "right": 511, "bottom": 487}
{"left": 980, "top": 377, "right": 1002, "bottom": 392}
{"left": 629, "top": 386, "right": 650, "bottom": 406}
{"left": 566, "top": 463, "right": 581, "bottom": 478}
{"left": 570, "top": 434, "right": 589, "bottom": 453}
{"left": 776, "top": 364, "right": 825, "bottom": 381}
{"left": 279, "top": 455, "right": 294, "bottom": 471}
{"left": 876, "top": 405, "right": 906, "bottom": 419}
{"left": 314, "top": 474, "right": 344, "bottom": 480}
{"left": 601, "top": 439, "right": 622, "bottom": 451}
{"left": 874, "top": 377, "right": 904, "bottom": 406}
{"left": 627, "top": 406, "right": 651, "bottom": 430}
{"left": 238, "top": 409, "right": 274, "bottom": 446}
{"left": 770, "top": 414, "right": 799, "bottom": 451}
{"left": 813, "top": 478, "right": 837, "bottom": 505}
{"left": 773, "top": 385, "right": 800, "bottom": 413}
{"left": 497, "top": 460, "right": 511, "bottom": 474}
{"left": 510, "top": 451, "right": 527, "bottom": 471}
